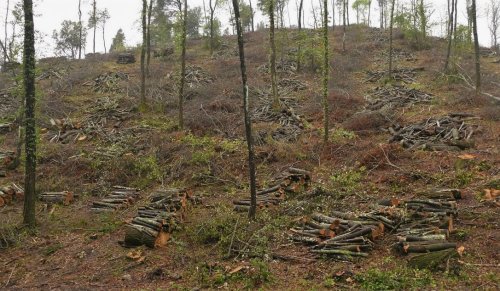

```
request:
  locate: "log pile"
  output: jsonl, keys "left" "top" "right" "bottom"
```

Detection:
{"left": 117, "top": 53, "right": 136, "bottom": 64}
{"left": 0, "top": 183, "right": 24, "bottom": 206}
{"left": 0, "top": 123, "right": 12, "bottom": 134}
{"left": 184, "top": 65, "right": 214, "bottom": 88}
{"left": 124, "top": 188, "right": 198, "bottom": 248}
{"left": 388, "top": 113, "right": 479, "bottom": 151}
{"left": 39, "top": 191, "right": 76, "bottom": 205}
{"left": 365, "top": 85, "right": 433, "bottom": 111}
{"left": 91, "top": 186, "right": 141, "bottom": 212}
{"left": 233, "top": 167, "right": 311, "bottom": 212}
{"left": 83, "top": 72, "right": 129, "bottom": 93}
{"left": 365, "top": 67, "right": 424, "bottom": 83}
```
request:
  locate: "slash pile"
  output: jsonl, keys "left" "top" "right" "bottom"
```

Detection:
{"left": 91, "top": 186, "right": 141, "bottom": 212}
{"left": 257, "top": 60, "right": 297, "bottom": 76}
{"left": 39, "top": 191, "right": 76, "bottom": 205}
{"left": 388, "top": 113, "right": 479, "bottom": 151}
{"left": 0, "top": 151, "right": 15, "bottom": 166}
{"left": 0, "top": 183, "right": 24, "bottom": 206}
{"left": 233, "top": 167, "right": 311, "bottom": 212}
{"left": 124, "top": 188, "right": 199, "bottom": 248}
{"left": 365, "top": 67, "right": 424, "bottom": 83}
{"left": 184, "top": 65, "right": 214, "bottom": 88}
{"left": 117, "top": 53, "right": 136, "bottom": 64}
{"left": 0, "top": 123, "right": 13, "bottom": 134}
{"left": 83, "top": 72, "right": 129, "bottom": 93}
{"left": 36, "top": 68, "right": 67, "bottom": 81}
{"left": 365, "top": 85, "right": 433, "bottom": 111}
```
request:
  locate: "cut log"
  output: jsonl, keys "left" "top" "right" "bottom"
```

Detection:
{"left": 39, "top": 191, "right": 74, "bottom": 205}
{"left": 399, "top": 242, "right": 457, "bottom": 254}
{"left": 408, "top": 248, "right": 458, "bottom": 269}
{"left": 311, "top": 249, "right": 369, "bottom": 257}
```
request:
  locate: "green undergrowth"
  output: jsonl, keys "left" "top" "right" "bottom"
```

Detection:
{"left": 356, "top": 267, "right": 435, "bottom": 290}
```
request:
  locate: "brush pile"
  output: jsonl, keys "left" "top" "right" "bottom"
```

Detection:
{"left": 124, "top": 188, "right": 199, "bottom": 248}
{"left": 378, "top": 49, "right": 417, "bottom": 62}
{"left": 0, "top": 123, "right": 12, "bottom": 134}
{"left": 365, "top": 85, "right": 433, "bottom": 111}
{"left": 233, "top": 167, "right": 311, "bottom": 212}
{"left": 184, "top": 65, "right": 214, "bottom": 88}
{"left": 91, "top": 186, "right": 141, "bottom": 212}
{"left": 365, "top": 67, "right": 424, "bottom": 83}
{"left": 0, "top": 183, "right": 24, "bottom": 206}
{"left": 0, "top": 89, "right": 18, "bottom": 117}
{"left": 36, "top": 68, "right": 67, "bottom": 81}
{"left": 84, "top": 72, "right": 129, "bottom": 93}
{"left": 278, "top": 78, "right": 307, "bottom": 92}
{"left": 388, "top": 113, "right": 479, "bottom": 151}
{"left": 117, "top": 53, "right": 136, "bottom": 64}
{"left": 0, "top": 150, "right": 15, "bottom": 166}
{"left": 258, "top": 60, "right": 297, "bottom": 76}
{"left": 211, "top": 44, "right": 238, "bottom": 60}
{"left": 39, "top": 191, "right": 76, "bottom": 205}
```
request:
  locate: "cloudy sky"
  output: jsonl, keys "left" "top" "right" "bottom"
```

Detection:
{"left": 0, "top": 0, "right": 496, "bottom": 58}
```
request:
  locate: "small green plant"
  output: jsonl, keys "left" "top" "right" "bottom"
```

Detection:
{"left": 453, "top": 169, "right": 474, "bottom": 188}
{"left": 323, "top": 278, "right": 336, "bottom": 288}
{"left": 356, "top": 267, "right": 434, "bottom": 290}
{"left": 329, "top": 166, "right": 366, "bottom": 196}
{"left": 245, "top": 259, "right": 273, "bottom": 289}
{"left": 43, "top": 243, "right": 63, "bottom": 256}
{"left": 132, "top": 154, "right": 163, "bottom": 188}
{"left": 330, "top": 127, "right": 357, "bottom": 142}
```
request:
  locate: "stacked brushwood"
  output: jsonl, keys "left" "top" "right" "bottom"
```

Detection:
{"left": 278, "top": 78, "right": 307, "bottom": 92}
{"left": 39, "top": 191, "right": 76, "bottom": 205}
{"left": 388, "top": 113, "right": 479, "bottom": 151}
{"left": 365, "top": 67, "right": 424, "bottom": 83}
{"left": 0, "top": 151, "right": 15, "bottom": 166}
{"left": 91, "top": 186, "right": 140, "bottom": 212}
{"left": 0, "top": 89, "right": 18, "bottom": 117}
{"left": 233, "top": 167, "right": 311, "bottom": 212}
{"left": 184, "top": 65, "right": 214, "bottom": 88}
{"left": 0, "top": 183, "right": 24, "bottom": 206}
{"left": 124, "top": 188, "right": 199, "bottom": 248}
{"left": 83, "top": 72, "right": 129, "bottom": 93}
{"left": 365, "top": 85, "right": 433, "bottom": 111}
{"left": 378, "top": 49, "right": 417, "bottom": 62}
{"left": 36, "top": 68, "right": 67, "bottom": 81}
{"left": 117, "top": 53, "right": 136, "bottom": 64}
{"left": 258, "top": 60, "right": 297, "bottom": 76}
{"left": 211, "top": 44, "right": 238, "bottom": 60}
{"left": 0, "top": 123, "right": 13, "bottom": 134}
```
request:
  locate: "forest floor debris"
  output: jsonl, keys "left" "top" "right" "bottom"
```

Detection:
{"left": 388, "top": 113, "right": 479, "bottom": 151}
{"left": 365, "top": 67, "right": 424, "bottom": 83}
{"left": 257, "top": 60, "right": 297, "bottom": 76}
{"left": 0, "top": 183, "right": 24, "bottom": 207}
{"left": 117, "top": 53, "right": 136, "bottom": 64}
{"left": 39, "top": 191, "right": 76, "bottom": 206}
{"left": 364, "top": 85, "right": 433, "bottom": 111}
{"left": 83, "top": 71, "right": 129, "bottom": 93}
{"left": 91, "top": 186, "right": 141, "bottom": 212}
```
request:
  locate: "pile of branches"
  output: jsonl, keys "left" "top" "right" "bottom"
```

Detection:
{"left": 211, "top": 44, "right": 238, "bottom": 60}
{"left": 378, "top": 49, "right": 417, "bottom": 62}
{"left": 117, "top": 53, "right": 136, "bottom": 64}
{"left": 233, "top": 167, "right": 311, "bottom": 212}
{"left": 278, "top": 78, "right": 307, "bottom": 93}
{"left": 36, "top": 68, "right": 67, "bottom": 81}
{"left": 0, "top": 89, "right": 19, "bottom": 117}
{"left": 39, "top": 191, "right": 76, "bottom": 206}
{"left": 184, "top": 65, "right": 214, "bottom": 88}
{"left": 365, "top": 67, "right": 424, "bottom": 83}
{"left": 257, "top": 60, "right": 297, "bottom": 76}
{"left": 290, "top": 189, "right": 462, "bottom": 265}
{"left": 252, "top": 89, "right": 305, "bottom": 142}
{"left": 91, "top": 186, "right": 141, "bottom": 212}
{"left": 83, "top": 71, "right": 129, "bottom": 93}
{"left": 365, "top": 85, "right": 433, "bottom": 111}
{"left": 388, "top": 113, "right": 479, "bottom": 151}
{"left": 0, "top": 122, "right": 12, "bottom": 134}
{"left": 0, "top": 150, "right": 15, "bottom": 166}
{"left": 0, "top": 183, "right": 24, "bottom": 207}
{"left": 124, "top": 188, "right": 199, "bottom": 248}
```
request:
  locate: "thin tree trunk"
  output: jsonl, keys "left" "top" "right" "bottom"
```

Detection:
{"left": 269, "top": 0, "right": 279, "bottom": 109}
{"left": 343, "top": 0, "right": 346, "bottom": 51}
{"left": 297, "top": 0, "right": 303, "bottom": 72}
{"left": 368, "top": 1, "right": 371, "bottom": 26}
{"left": 92, "top": 0, "right": 96, "bottom": 54}
{"left": 322, "top": 0, "right": 329, "bottom": 143}
{"left": 4, "top": 0, "right": 9, "bottom": 64}
{"left": 209, "top": 0, "right": 217, "bottom": 56}
{"left": 249, "top": 0, "right": 255, "bottom": 32}
{"left": 388, "top": 0, "right": 395, "bottom": 78}
{"left": 444, "top": 0, "right": 455, "bottom": 72}
{"left": 231, "top": 0, "right": 257, "bottom": 220}
{"left": 78, "top": 0, "right": 82, "bottom": 59}
{"left": 102, "top": 23, "right": 107, "bottom": 54}
{"left": 332, "top": 0, "right": 335, "bottom": 29}
{"left": 141, "top": 0, "right": 147, "bottom": 105}
{"left": 146, "top": 0, "right": 153, "bottom": 77}
{"left": 23, "top": 0, "right": 36, "bottom": 228}
{"left": 471, "top": 0, "right": 481, "bottom": 94}
{"left": 347, "top": 0, "right": 350, "bottom": 26}
{"left": 178, "top": 0, "right": 187, "bottom": 130}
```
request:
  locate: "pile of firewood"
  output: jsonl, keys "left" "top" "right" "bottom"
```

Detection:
{"left": 83, "top": 72, "right": 129, "bottom": 93}
{"left": 117, "top": 53, "right": 136, "bottom": 64}
{"left": 388, "top": 113, "right": 479, "bottom": 151}
{"left": 91, "top": 186, "right": 141, "bottom": 212}
{"left": 0, "top": 122, "right": 13, "bottom": 134}
{"left": 365, "top": 67, "right": 424, "bottom": 83}
{"left": 365, "top": 85, "right": 433, "bottom": 111}
{"left": 39, "top": 191, "right": 76, "bottom": 205}
{"left": 233, "top": 167, "right": 311, "bottom": 212}
{"left": 124, "top": 188, "right": 198, "bottom": 248}
{"left": 184, "top": 65, "right": 214, "bottom": 88}
{"left": 0, "top": 183, "right": 24, "bottom": 206}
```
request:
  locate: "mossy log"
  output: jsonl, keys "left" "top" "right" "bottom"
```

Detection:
{"left": 408, "top": 248, "right": 458, "bottom": 269}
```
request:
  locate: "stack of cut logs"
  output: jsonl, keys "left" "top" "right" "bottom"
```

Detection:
{"left": 365, "top": 67, "right": 424, "bottom": 83}
{"left": 117, "top": 53, "right": 136, "bottom": 64}
{"left": 233, "top": 167, "right": 311, "bottom": 212}
{"left": 365, "top": 85, "right": 433, "bottom": 111}
{"left": 39, "top": 191, "right": 76, "bottom": 205}
{"left": 124, "top": 188, "right": 197, "bottom": 248}
{"left": 91, "top": 186, "right": 140, "bottom": 212}
{"left": 0, "top": 123, "right": 13, "bottom": 134}
{"left": 388, "top": 113, "right": 478, "bottom": 151}
{"left": 291, "top": 189, "right": 462, "bottom": 264}
{"left": 0, "top": 183, "right": 24, "bottom": 206}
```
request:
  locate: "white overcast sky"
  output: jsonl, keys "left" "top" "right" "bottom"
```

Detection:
{"left": 0, "top": 0, "right": 495, "bottom": 58}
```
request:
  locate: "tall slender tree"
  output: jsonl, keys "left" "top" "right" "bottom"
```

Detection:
{"left": 322, "top": 0, "right": 329, "bottom": 143}
{"left": 471, "top": 0, "right": 481, "bottom": 94}
{"left": 146, "top": 0, "right": 154, "bottom": 77}
{"left": 208, "top": 0, "right": 220, "bottom": 55}
{"left": 91, "top": 0, "right": 97, "bottom": 53}
{"left": 388, "top": 0, "right": 395, "bottom": 79}
{"left": 78, "top": 0, "right": 82, "bottom": 59}
{"left": 23, "top": 0, "right": 36, "bottom": 228}
{"left": 249, "top": 0, "right": 255, "bottom": 32}
{"left": 231, "top": 0, "right": 257, "bottom": 220}
{"left": 99, "top": 9, "right": 110, "bottom": 54}
{"left": 178, "top": 0, "right": 188, "bottom": 129}
{"left": 297, "top": 0, "right": 304, "bottom": 71}
{"left": 268, "top": 0, "right": 279, "bottom": 109}
{"left": 444, "top": 0, "right": 455, "bottom": 72}
{"left": 4, "top": 0, "right": 10, "bottom": 64}
{"left": 141, "top": 0, "right": 147, "bottom": 105}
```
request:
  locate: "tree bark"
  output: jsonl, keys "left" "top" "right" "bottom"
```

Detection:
{"left": 146, "top": 0, "right": 153, "bottom": 77}
{"left": 232, "top": 0, "right": 257, "bottom": 220}
{"left": 249, "top": 0, "right": 255, "bottom": 32}
{"left": 472, "top": 0, "right": 481, "bottom": 94}
{"left": 4, "top": 0, "right": 9, "bottom": 64}
{"left": 322, "top": 0, "right": 329, "bottom": 143}
{"left": 209, "top": 0, "right": 217, "bottom": 56}
{"left": 178, "top": 0, "right": 187, "bottom": 130}
{"left": 141, "top": 0, "right": 147, "bottom": 105}
{"left": 269, "top": 0, "right": 279, "bottom": 109}
{"left": 388, "top": 0, "right": 396, "bottom": 79}
{"left": 23, "top": 0, "right": 36, "bottom": 228}
{"left": 92, "top": 0, "right": 96, "bottom": 54}
{"left": 444, "top": 0, "right": 455, "bottom": 72}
